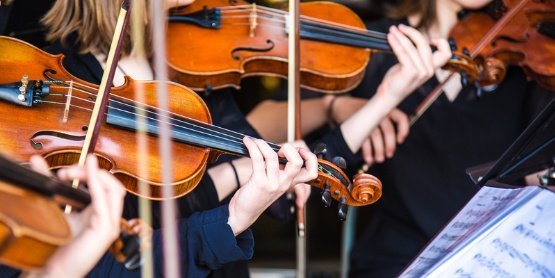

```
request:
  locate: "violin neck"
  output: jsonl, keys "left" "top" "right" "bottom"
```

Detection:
{"left": 0, "top": 154, "right": 91, "bottom": 208}
{"left": 106, "top": 99, "right": 283, "bottom": 159}
{"left": 299, "top": 20, "right": 392, "bottom": 51}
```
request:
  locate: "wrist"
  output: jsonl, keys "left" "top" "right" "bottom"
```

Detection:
{"left": 227, "top": 199, "right": 250, "bottom": 236}
{"left": 375, "top": 84, "right": 405, "bottom": 109}
{"left": 229, "top": 161, "right": 241, "bottom": 190}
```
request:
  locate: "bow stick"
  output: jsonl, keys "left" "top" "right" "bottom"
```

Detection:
{"left": 286, "top": 0, "right": 306, "bottom": 276}
{"left": 150, "top": 0, "right": 181, "bottom": 277}
{"left": 66, "top": 0, "right": 132, "bottom": 212}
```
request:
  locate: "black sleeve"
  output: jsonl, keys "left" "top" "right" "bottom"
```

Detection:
{"left": 310, "top": 127, "right": 363, "bottom": 176}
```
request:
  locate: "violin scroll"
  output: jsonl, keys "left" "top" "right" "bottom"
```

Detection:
{"left": 308, "top": 154, "right": 382, "bottom": 220}
{"left": 351, "top": 172, "right": 382, "bottom": 204}
{"left": 108, "top": 218, "right": 146, "bottom": 270}
{"left": 448, "top": 0, "right": 555, "bottom": 92}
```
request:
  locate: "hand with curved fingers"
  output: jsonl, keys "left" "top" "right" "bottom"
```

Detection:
{"left": 379, "top": 24, "right": 451, "bottom": 99}
{"left": 340, "top": 25, "right": 450, "bottom": 154}
{"left": 361, "top": 108, "right": 409, "bottom": 166}
{"left": 284, "top": 140, "right": 312, "bottom": 210}
{"left": 26, "top": 154, "right": 126, "bottom": 278}
{"left": 227, "top": 137, "right": 318, "bottom": 236}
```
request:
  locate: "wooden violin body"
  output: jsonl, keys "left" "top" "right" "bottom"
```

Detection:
{"left": 450, "top": 0, "right": 555, "bottom": 90}
{"left": 166, "top": 0, "right": 370, "bottom": 93}
{"left": 0, "top": 154, "right": 141, "bottom": 271}
{"left": 0, "top": 36, "right": 380, "bottom": 206}
{"left": 0, "top": 180, "right": 71, "bottom": 271}
{"left": 0, "top": 36, "right": 211, "bottom": 199}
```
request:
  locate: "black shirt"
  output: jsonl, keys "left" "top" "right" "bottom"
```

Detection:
{"left": 348, "top": 17, "right": 554, "bottom": 278}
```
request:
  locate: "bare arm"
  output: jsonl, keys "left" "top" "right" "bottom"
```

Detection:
{"left": 246, "top": 95, "right": 335, "bottom": 143}
{"left": 340, "top": 25, "right": 450, "bottom": 154}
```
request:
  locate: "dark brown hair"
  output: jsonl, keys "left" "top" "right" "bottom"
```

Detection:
{"left": 386, "top": 0, "right": 437, "bottom": 31}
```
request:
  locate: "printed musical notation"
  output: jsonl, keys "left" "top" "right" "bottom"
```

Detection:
{"left": 399, "top": 185, "right": 555, "bottom": 278}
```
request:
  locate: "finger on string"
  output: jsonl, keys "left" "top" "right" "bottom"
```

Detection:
{"left": 278, "top": 143, "right": 304, "bottom": 182}
{"left": 398, "top": 24, "right": 433, "bottom": 74}
{"left": 256, "top": 139, "right": 281, "bottom": 183}
{"left": 294, "top": 148, "right": 317, "bottom": 184}
{"left": 243, "top": 137, "right": 265, "bottom": 178}
{"left": 29, "top": 155, "right": 52, "bottom": 176}
{"left": 430, "top": 38, "right": 452, "bottom": 67}
{"left": 387, "top": 26, "right": 415, "bottom": 70}
{"left": 391, "top": 24, "right": 425, "bottom": 74}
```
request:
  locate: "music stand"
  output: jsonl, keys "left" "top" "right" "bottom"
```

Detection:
{"left": 467, "top": 95, "right": 555, "bottom": 187}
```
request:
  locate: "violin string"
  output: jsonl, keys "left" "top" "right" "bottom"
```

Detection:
{"left": 218, "top": 6, "right": 388, "bottom": 40}
{"left": 218, "top": 5, "right": 378, "bottom": 35}
{"left": 43, "top": 92, "right": 279, "bottom": 152}
{"left": 49, "top": 91, "right": 248, "bottom": 147}
{"left": 215, "top": 17, "right": 391, "bottom": 51}
{"left": 218, "top": 12, "right": 387, "bottom": 41}
{"left": 46, "top": 86, "right": 283, "bottom": 153}
{"left": 216, "top": 14, "right": 390, "bottom": 50}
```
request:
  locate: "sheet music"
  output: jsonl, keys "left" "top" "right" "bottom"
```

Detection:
{"left": 400, "top": 185, "right": 546, "bottom": 277}
{"left": 429, "top": 188, "right": 555, "bottom": 277}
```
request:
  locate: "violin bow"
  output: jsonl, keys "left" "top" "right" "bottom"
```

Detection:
{"left": 410, "top": 0, "right": 530, "bottom": 126}
{"left": 66, "top": 0, "right": 132, "bottom": 212}
{"left": 150, "top": 0, "right": 181, "bottom": 276}
{"left": 286, "top": 0, "right": 306, "bottom": 276}
{"left": 130, "top": 0, "right": 154, "bottom": 276}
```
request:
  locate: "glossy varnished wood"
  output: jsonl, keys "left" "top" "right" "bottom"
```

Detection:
{"left": 166, "top": 0, "right": 370, "bottom": 93}
{"left": 0, "top": 36, "right": 212, "bottom": 199}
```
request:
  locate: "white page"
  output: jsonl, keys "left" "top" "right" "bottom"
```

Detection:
{"left": 427, "top": 188, "right": 555, "bottom": 277}
{"left": 400, "top": 185, "right": 541, "bottom": 277}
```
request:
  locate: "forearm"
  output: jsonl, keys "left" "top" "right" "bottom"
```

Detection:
{"left": 246, "top": 97, "right": 333, "bottom": 143}
{"left": 340, "top": 86, "right": 404, "bottom": 153}
{"left": 207, "top": 157, "right": 252, "bottom": 202}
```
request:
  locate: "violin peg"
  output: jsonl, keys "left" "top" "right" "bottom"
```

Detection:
{"left": 456, "top": 9, "right": 469, "bottom": 20}
{"left": 474, "top": 80, "right": 483, "bottom": 98}
{"left": 337, "top": 196, "right": 348, "bottom": 221}
{"left": 448, "top": 38, "right": 457, "bottom": 51}
{"left": 462, "top": 47, "right": 470, "bottom": 56}
{"left": 332, "top": 156, "right": 347, "bottom": 170}
{"left": 314, "top": 143, "right": 328, "bottom": 159}
{"left": 321, "top": 182, "right": 332, "bottom": 208}
{"left": 203, "top": 84, "right": 213, "bottom": 98}
{"left": 117, "top": 231, "right": 142, "bottom": 270}
{"left": 460, "top": 69, "right": 468, "bottom": 87}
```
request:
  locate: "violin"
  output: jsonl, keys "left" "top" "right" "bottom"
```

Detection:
{"left": 449, "top": 0, "right": 555, "bottom": 91}
{"left": 0, "top": 154, "right": 141, "bottom": 271}
{"left": 165, "top": 0, "right": 478, "bottom": 93}
{"left": 0, "top": 36, "right": 381, "bottom": 213}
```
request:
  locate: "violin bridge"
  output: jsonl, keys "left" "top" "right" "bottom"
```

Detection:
{"left": 249, "top": 3, "right": 257, "bottom": 37}
{"left": 63, "top": 80, "right": 73, "bottom": 123}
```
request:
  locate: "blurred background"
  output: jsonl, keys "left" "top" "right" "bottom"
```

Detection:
{"left": 1, "top": 0, "right": 389, "bottom": 277}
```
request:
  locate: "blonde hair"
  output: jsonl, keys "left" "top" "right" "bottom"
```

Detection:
{"left": 41, "top": 0, "right": 152, "bottom": 57}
